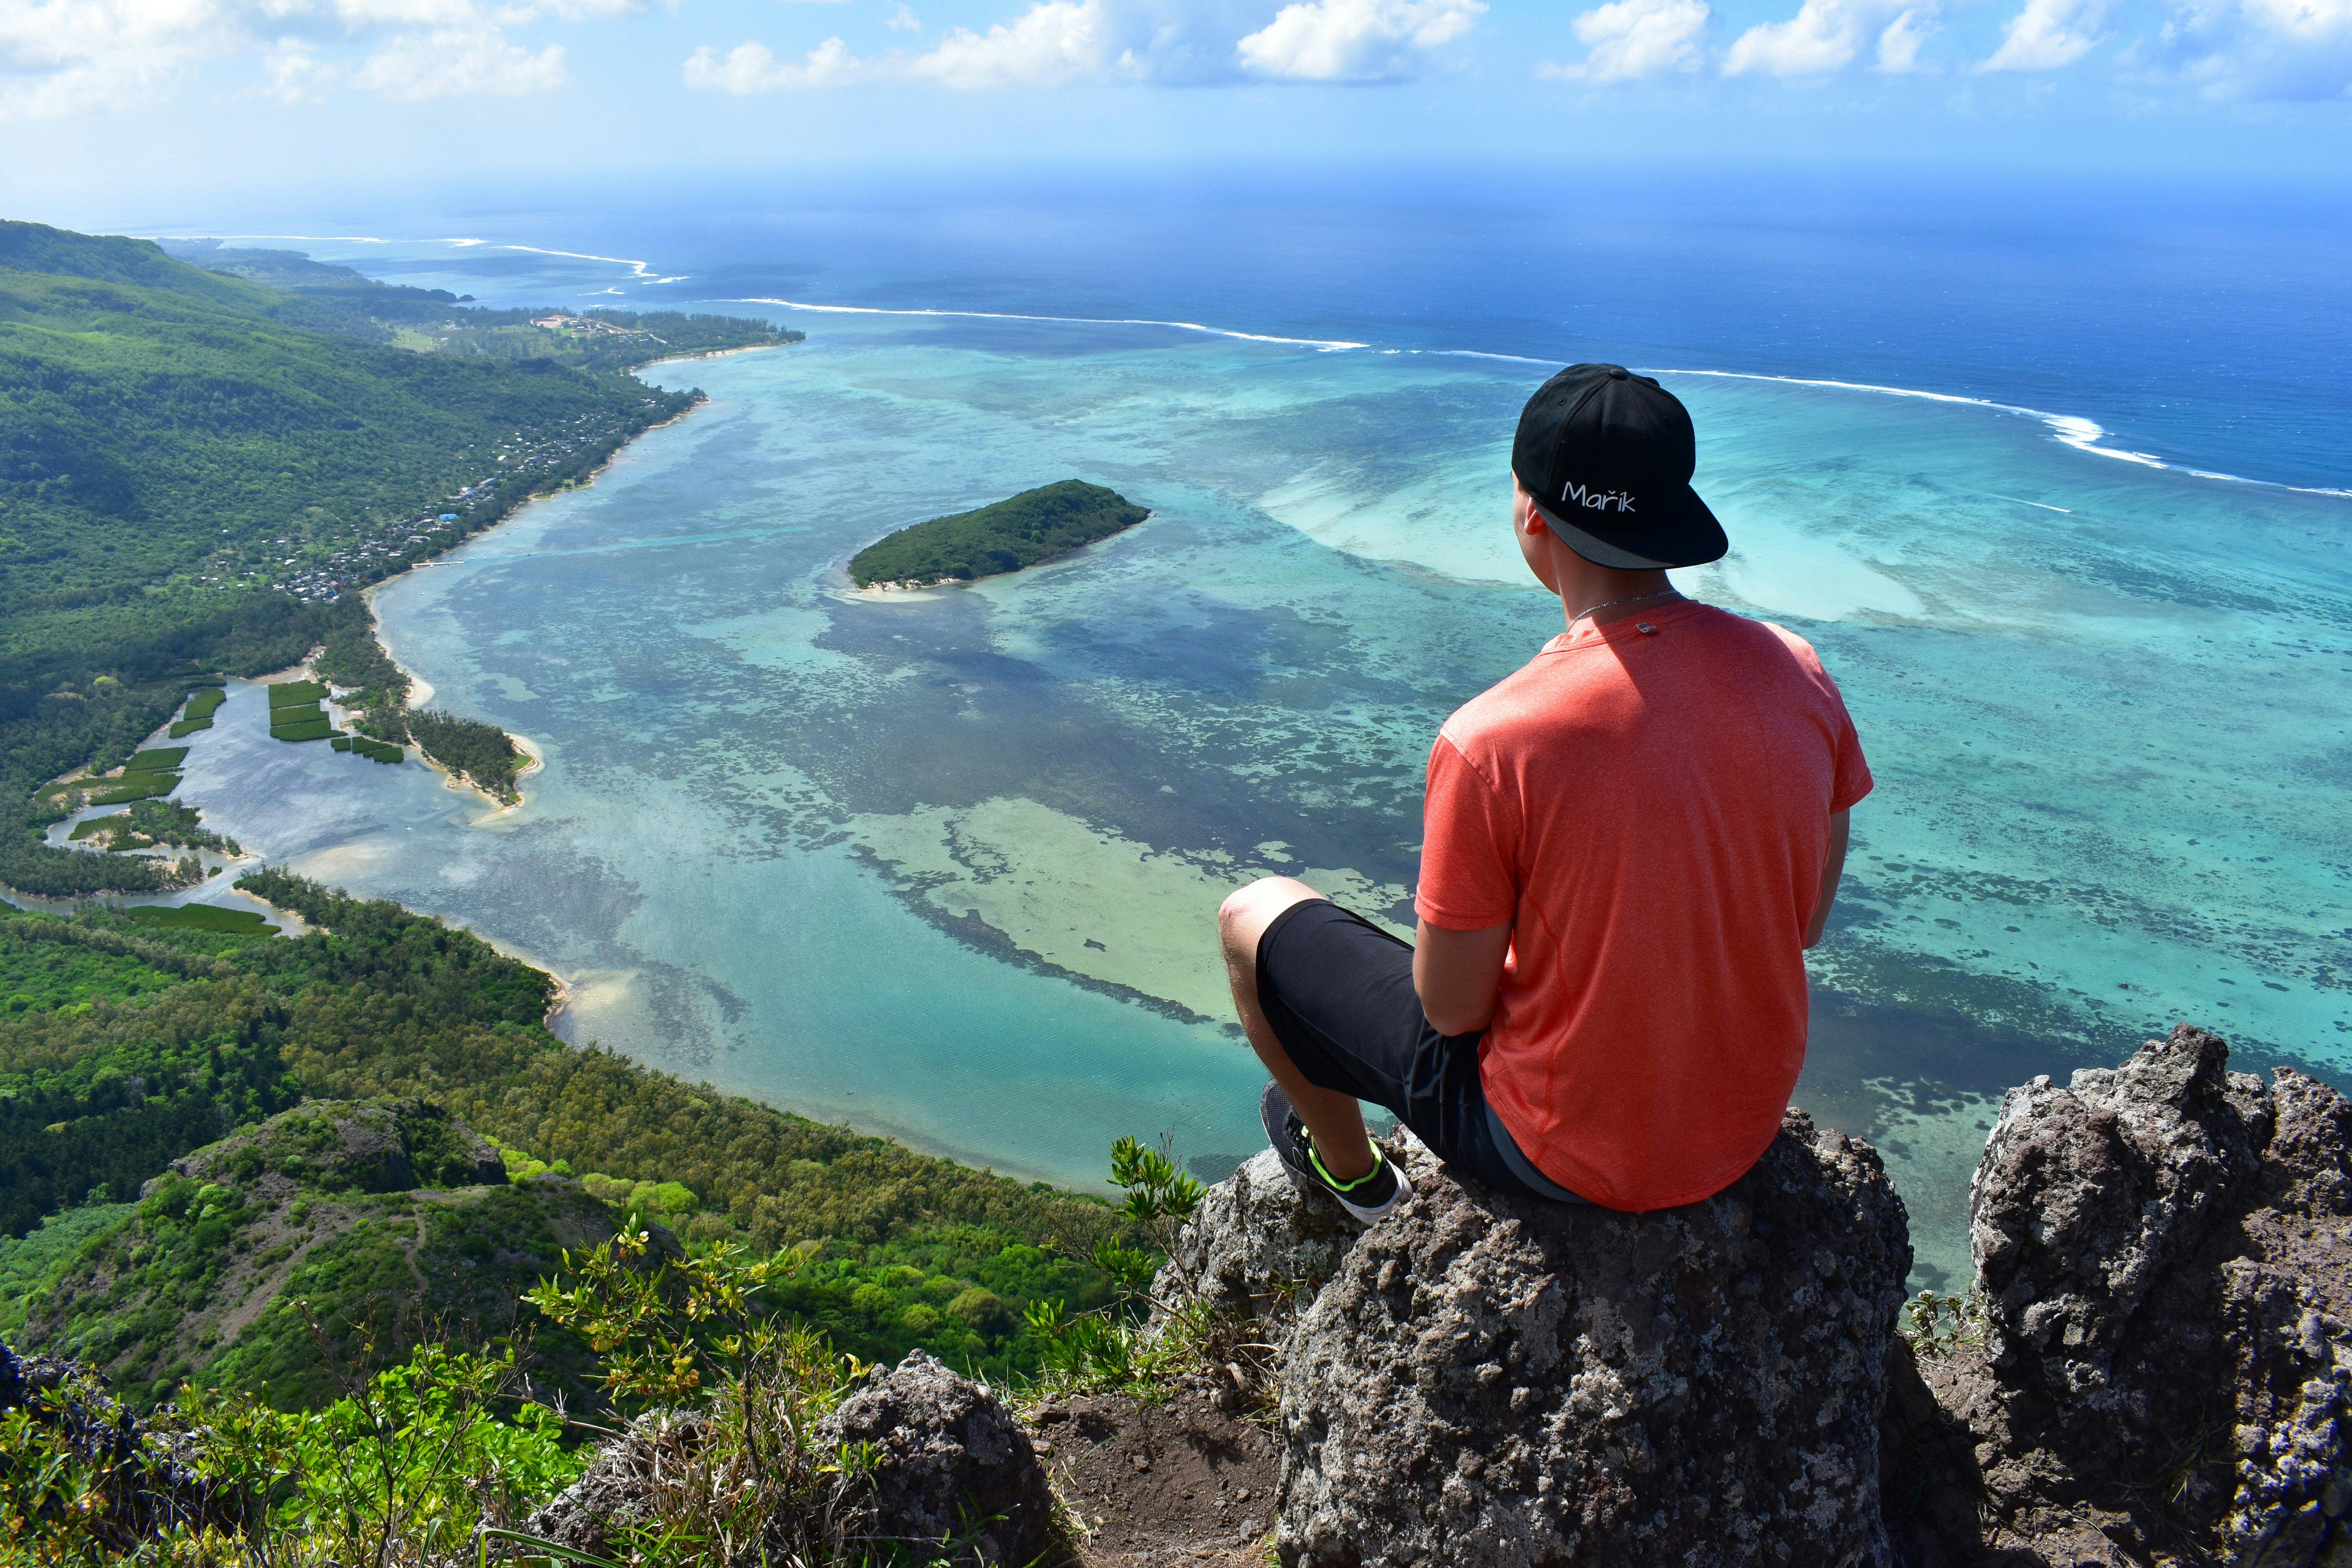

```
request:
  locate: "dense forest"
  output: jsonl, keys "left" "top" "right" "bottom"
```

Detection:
{"left": 401, "top": 708, "right": 526, "bottom": 803}
{"left": 848, "top": 479, "right": 1150, "bottom": 587}
{"left": 0, "top": 875, "right": 1138, "bottom": 1402}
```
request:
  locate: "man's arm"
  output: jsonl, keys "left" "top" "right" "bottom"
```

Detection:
{"left": 1414, "top": 919, "right": 1513, "bottom": 1037}
{"left": 1804, "top": 809, "right": 1851, "bottom": 950}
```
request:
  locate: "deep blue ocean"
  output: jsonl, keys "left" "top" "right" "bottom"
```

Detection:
{"left": 116, "top": 171, "right": 2351, "bottom": 1287}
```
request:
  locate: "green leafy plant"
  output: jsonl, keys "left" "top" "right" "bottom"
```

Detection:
{"left": 524, "top": 1225, "right": 872, "bottom": 1564}
{"left": 1020, "top": 1137, "right": 1206, "bottom": 1398}
{"left": 1898, "top": 1289, "right": 1986, "bottom": 1359}
{"left": 0, "top": 1327, "right": 582, "bottom": 1568}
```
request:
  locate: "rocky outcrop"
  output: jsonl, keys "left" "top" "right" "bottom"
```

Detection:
{"left": 1152, "top": 1112, "right": 1914, "bottom": 1567}
{"left": 817, "top": 1349, "right": 1053, "bottom": 1566}
{"left": 519, "top": 1410, "right": 709, "bottom": 1563}
{"left": 155, "top": 1096, "right": 508, "bottom": 1198}
{"left": 1886, "top": 1024, "right": 2352, "bottom": 1566}
{"left": 522, "top": 1355, "right": 1049, "bottom": 1567}
{"left": 0, "top": 1341, "right": 231, "bottom": 1549}
{"left": 1154, "top": 1146, "right": 1366, "bottom": 1333}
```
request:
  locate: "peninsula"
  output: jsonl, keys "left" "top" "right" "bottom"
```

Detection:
{"left": 849, "top": 480, "right": 1149, "bottom": 589}
{"left": 0, "top": 219, "right": 797, "bottom": 895}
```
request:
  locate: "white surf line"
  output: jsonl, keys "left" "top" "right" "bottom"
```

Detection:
{"left": 1643, "top": 367, "right": 2352, "bottom": 495}
{"left": 729, "top": 296, "right": 1367, "bottom": 352}
{"left": 1421, "top": 348, "right": 1555, "bottom": 366}
{"left": 140, "top": 232, "right": 666, "bottom": 283}
{"left": 446, "top": 238, "right": 661, "bottom": 281}
{"left": 143, "top": 232, "right": 399, "bottom": 244}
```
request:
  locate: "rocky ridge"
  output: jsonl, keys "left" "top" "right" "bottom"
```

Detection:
{"left": 1131, "top": 1021, "right": 2352, "bottom": 1566}
{"left": 509, "top": 1020, "right": 2350, "bottom": 1565}
{"left": 63, "top": 1023, "right": 2323, "bottom": 1566}
{"left": 1886, "top": 1024, "right": 2352, "bottom": 1566}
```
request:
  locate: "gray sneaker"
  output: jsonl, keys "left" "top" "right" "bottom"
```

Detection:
{"left": 1259, "top": 1081, "right": 1412, "bottom": 1225}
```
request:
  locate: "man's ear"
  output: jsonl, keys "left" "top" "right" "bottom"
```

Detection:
{"left": 1512, "top": 479, "right": 1545, "bottom": 534}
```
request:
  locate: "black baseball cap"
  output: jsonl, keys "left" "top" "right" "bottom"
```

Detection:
{"left": 1512, "top": 364, "right": 1726, "bottom": 570}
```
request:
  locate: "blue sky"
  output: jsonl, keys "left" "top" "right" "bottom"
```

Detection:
{"left": 1, "top": 0, "right": 2347, "bottom": 221}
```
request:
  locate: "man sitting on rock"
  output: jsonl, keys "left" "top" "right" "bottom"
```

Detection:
{"left": 1218, "top": 363, "right": 1873, "bottom": 1220}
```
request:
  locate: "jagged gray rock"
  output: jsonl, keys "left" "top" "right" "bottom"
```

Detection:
{"left": 520, "top": 1411, "right": 708, "bottom": 1562}
{"left": 1258, "top": 1109, "right": 1911, "bottom": 1568}
{"left": 1153, "top": 1145, "right": 1365, "bottom": 1331}
{"left": 816, "top": 1349, "right": 1052, "bottom": 1566}
{"left": 1887, "top": 1024, "right": 2352, "bottom": 1567}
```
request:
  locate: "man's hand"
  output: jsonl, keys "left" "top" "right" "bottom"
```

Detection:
{"left": 1413, "top": 919, "right": 1513, "bottom": 1037}
{"left": 1805, "top": 810, "right": 1851, "bottom": 949}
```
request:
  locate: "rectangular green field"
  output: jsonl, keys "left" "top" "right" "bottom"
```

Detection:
{"left": 124, "top": 905, "right": 278, "bottom": 935}
{"left": 267, "top": 680, "right": 328, "bottom": 708}
{"left": 129, "top": 747, "right": 189, "bottom": 770}
{"left": 86, "top": 775, "right": 179, "bottom": 806}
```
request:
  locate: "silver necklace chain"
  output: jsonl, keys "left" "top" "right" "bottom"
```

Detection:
{"left": 1568, "top": 587, "right": 1681, "bottom": 626}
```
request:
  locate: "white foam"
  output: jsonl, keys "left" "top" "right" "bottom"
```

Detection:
{"left": 1420, "top": 348, "right": 1555, "bottom": 366}
{"left": 138, "top": 232, "right": 665, "bottom": 283}
{"left": 467, "top": 240, "right": 661, "bottom": 281}
{"left": 1641, "top": 367, "right": 2346, "bottom": 496}
{"left": 728, "top": 297, "right": 1366, "bottom": 352}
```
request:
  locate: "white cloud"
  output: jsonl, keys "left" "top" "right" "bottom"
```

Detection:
{"left": 2240, "top": 0, "right": 2352, "bottom": 37}
{"left": 686, "top": 0, "right": 1478, "bottom": 91}
{"left": 1979, "top": 0, "right": 2108, "bottom": 69}
{"left": 350, "top": 23, "right": 565, "bottom": 96}
{"left": 1537, "top": 0, "right": 1709, "bottom": 80}
{"left": 2134, "top": 0, "right": 2352, "bottom": 96}
{"left": 1874, "top": 4, "right": 1933, "bottom": 68}
{"left": 687, "top": 0, "right": 1130, "bottom": 91}
{"left": 0, "top": 0, "right": 241, "bottom": 118}
{"left": 1723, "top": 0, "right": 1871, "bottom": 74}
{"left": 261, "top": 34, "right": 337, "bottom": 100}
{"left": 1235, "top": 0, "right": 1485, "bottom": 82}
{"left": 683, "top": 34, "right": 864, "bottom": 89}
{"left": 0, "top": 0, "right": 618, "bottom": 116}
{"left": 909, "top": 0, "right": 1127, "bottom": 87}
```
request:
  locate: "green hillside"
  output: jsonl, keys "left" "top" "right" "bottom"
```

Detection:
{"left": 18, "top": 1096, "right": 626, "bottom": 1411}
{"left": 0, "top": 218, "right": 796, "bottom": 900}
{"left": 848, "top": 479, "right": 1149, "bottom": 587}
{"left": 1, "top": 877, "right": 1133, "bottom": 1404}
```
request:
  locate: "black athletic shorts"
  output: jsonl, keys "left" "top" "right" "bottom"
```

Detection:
{"left": 1254, "top": 898, "right": 1593, "bottom": 1205}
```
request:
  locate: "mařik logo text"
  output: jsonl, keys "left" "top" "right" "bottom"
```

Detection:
{"left": 1562, "top": 481, "right": 1636, "bottom": 513}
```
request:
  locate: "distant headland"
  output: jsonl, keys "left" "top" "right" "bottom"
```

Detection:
{"left": 849, "top": 480, "right": 1149, "bottom": 590}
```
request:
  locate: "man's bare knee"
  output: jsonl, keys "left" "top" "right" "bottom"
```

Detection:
{"left": 1218, "top": 876, "right": 1326, "bottom": 969}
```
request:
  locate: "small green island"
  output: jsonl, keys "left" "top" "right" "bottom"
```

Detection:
{"left": 848, "top": 479, "right": 1149, "bottom": 589}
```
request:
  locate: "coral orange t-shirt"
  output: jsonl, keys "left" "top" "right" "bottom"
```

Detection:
{"left": 1414, "top": 601, "right": 1872, "bottom": 1211}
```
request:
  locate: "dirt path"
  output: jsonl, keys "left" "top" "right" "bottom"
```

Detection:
{"left": 1033, "top": 1385, "right": 1279, "bottom": 1568}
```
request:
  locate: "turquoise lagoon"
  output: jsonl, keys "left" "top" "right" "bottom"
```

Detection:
{"left": 150, "top": 297, "right": 2352, "bottom": 1289}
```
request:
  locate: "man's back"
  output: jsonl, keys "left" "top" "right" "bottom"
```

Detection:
{"left": 1416, "top": 600, "right": 1873, "bottom": 1210}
